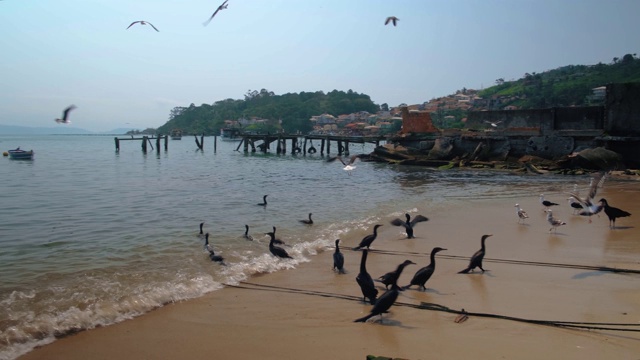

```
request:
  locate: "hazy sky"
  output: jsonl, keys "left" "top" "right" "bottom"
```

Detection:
{"left": 1, "top": 0, "right": 639, "bottom": 132}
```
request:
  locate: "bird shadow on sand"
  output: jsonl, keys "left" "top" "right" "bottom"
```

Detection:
{"left": 572, "top": 271, "right": 607, "bottom": 280}
{"left": 610, "top": 226, "right": 634, "bottom": 230}
{"left": 367, "top": 317, "right": 415, "bottom": 329}
{"left": 547, "top": 232, "right": 568, "bottom": 237}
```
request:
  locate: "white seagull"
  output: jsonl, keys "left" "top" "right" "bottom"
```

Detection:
{"left": 544, "top": 209, "right": 566, "bottom": 233}
{"left": 484, "top": 121, "right": 502, "bottom": 128}
{"left": 55, "top": 105, "right": 76, "bottom": 124}
{"left": 126, "top": 21, "right": 159, "bottom": 32}
{"left": 514, "top": 204, "right": 529, "bottom": 224}
{"left": 327, "top": 155, "right": 360, "bottom": 175}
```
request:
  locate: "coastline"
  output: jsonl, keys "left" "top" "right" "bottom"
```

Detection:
{"left": 19, "top": 181, "right": 640, "bottom": 360}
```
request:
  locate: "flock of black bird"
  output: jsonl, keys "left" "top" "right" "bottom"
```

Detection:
{"left": 195, "top": 171, "right": 631, "bottom": 325}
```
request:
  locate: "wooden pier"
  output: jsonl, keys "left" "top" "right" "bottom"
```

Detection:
{"left": 114, "top": 135, "right": 168, "bottom": 153}
{"left": 235, "top": 134, "right": 386, "bottom": 156}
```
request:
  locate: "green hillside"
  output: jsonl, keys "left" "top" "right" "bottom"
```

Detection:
{"left": 478, "top": 53, "right": 640, "bottom": 108}
{"left": 156, "top": 89, "right": 379, "bottom": 135}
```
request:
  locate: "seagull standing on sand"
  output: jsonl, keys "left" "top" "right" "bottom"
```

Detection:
{"left": 327, "top": 155, "right": 360, "bottom": 175}
{"left": 514, "top": 204, "right": 529, "bottom": 224}
{"left": 545, "top": 210, "right": 566, "bottom": 233}
{"left": 55, "top": 105, "right": 76, "bottom": 124}
{"left": 540, "top": 194, "right": 559, "bottom": 209}
{"left": 384, "top": 16, "right": 399, "bottom": 26}
{"left": 204, "top": 0, "right": 229, "bottom": 26}
{"left": 126, "top": 21, "right": 159, "bottom": 32}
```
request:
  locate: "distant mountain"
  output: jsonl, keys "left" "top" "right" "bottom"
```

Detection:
{"left": 0, "top": 125, "right": 136, "bottom": 135}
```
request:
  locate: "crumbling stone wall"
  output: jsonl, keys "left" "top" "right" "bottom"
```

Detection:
{"left": 400, "top": 107, "right": 439, "bottom": 134}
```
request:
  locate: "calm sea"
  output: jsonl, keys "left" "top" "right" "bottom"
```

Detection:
{"left": 0, "top": 134, "right": 576, "bottom": 359}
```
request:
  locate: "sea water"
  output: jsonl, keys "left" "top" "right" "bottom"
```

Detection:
{"left": 0, "top": 134, "right": 576, "bottom": 359}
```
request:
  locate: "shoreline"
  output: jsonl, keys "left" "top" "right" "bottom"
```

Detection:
{"left": 18, "top": 183, "right": 640, "bottom": 360}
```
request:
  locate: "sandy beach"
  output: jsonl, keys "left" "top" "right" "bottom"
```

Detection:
{"left": 19, "top": 179, "right": 640, "bottom": 360}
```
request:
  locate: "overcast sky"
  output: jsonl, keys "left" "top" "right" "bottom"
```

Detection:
{"left": 1, "top": 0, "right": 639, "bottom": 132}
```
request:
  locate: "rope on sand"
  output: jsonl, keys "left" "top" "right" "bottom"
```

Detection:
{"left": 225, "top": 282, "right": 640, "bottom": 332}
{"left": 360, "top": 248, "right": 640, "bottom": 275}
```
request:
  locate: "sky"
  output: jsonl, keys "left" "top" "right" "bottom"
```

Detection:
{"left": 1, "top": 0, "right": 639, "bottom": 132}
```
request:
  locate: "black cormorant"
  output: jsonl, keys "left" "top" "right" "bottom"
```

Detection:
{"left": 257, "top": 195, "right": 268, "bottom": 207}
{"left": 354, "top": 260, "right": 413, "bottom": 323}
{"left": 355, "top": 249, "right": 378, "bottom": 305}
{"left": 353, "top": 224, "right": 383, "bottom": 250}
{"left": 265, "top": 232, "right": 293, "bottom": 259}
{"left": 390, "top": 213, "right": 429, "bottom": 239}
{"left": 300, "top": 213, "right": 313, "bottom": 225}
{"left": 204, "top": 232, "right": 214, "bottom": 252}
{"left": 243, "top": 225, "right": 254, "bottom": 241}
{"left": 198, "top": 222, "right": 205, "bottom": 236}
{"left": 458, "top": 234, "right": 492, "bottom": 274}
{"left": 404, "top": 247, "right": 446, "bottom": 290}
{"left": 333, "top": 239, "right": 345, "bottom": 274}
{"left": 204, "top": 233, "right": 225, "bottom": 264}
{"left": 377, "top": 259, "right": 415, "bottom": 289}
{"left": 271, "top": 226, "right": 286, "bottom": 245}
{"left": 384, "top": 16, "right": 399, "bottom": 26}
{"left": 599, "top": 198, "right": 631, "bottom": 228}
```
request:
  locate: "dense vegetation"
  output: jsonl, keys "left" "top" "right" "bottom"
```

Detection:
{"left": 156, "top": 89, "right": 380, "bottom": 135}
{"left": 479, "top": 53, "right": 640, "bottom": 108}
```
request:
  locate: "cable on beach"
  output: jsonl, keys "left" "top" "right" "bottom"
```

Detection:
{"left": 360, "top": 248, "right": 640, "bottom": 275}
{"left": 225, "top": 282, "right": 640, "bottom": 333}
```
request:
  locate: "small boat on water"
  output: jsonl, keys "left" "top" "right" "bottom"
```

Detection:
{"left": 170, "top": 129, "right": 183, "bottom": 140}
{"left": 8, "top": 148, "right": 34, "bottom": 160}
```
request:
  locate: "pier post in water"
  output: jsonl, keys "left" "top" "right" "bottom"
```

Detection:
{"left": 115, "top": 137, "right": 120, "bottom": 152}
{"left": 326, "top": 136, "right": 331, "bottom": 154}
{"left": 164, "top": 135, "right": 168, "bottom": 151}
{"left": 320, "top": 139, "right": 325, "bottom": 155}
{"left": 142, "top": 136, "right": 148, "bottom": 153}
{"left": 214, "top": 135, "right": 217, "bottom": 153}
{"left": 303, "top": 138, "right": 308, "bottom": 155}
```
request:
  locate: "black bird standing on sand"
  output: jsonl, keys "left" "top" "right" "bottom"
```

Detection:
{"left": 353, "top": 224, "right": 383, "bottom": 250}
{"left": 377, "top": 260, "right": 415, "bottom": 289}
{"left": 404, "top": 247, "right": 446, "bottom": 291}
{"left": 257, "top": 195, "right": 268, "bottom": 207}
{"left": 126, "top": 20, "right": 159, "bottom": 32}
{"left": 390, "top": 213, "right": 429, "bottom": 239}
{"left": 354, "top": 260, "right": 413, "bottom": 323}
{"left": 333, "top": 239, "right": 345, "bottom": 274}
{"left": 599, "top": 198, "right": 632, "bottom": 229}
{"left": 355, "top": 250, "right": 378, "bottom": 305}
{"left": 265, "top": 231, "right": 293, "bottom": 259}
{"left": 55, "top": 105, "right": 76, "bottom": 124}
{"left": 203, "top": 0, "right": 228, "bottom": 26}
{"left": 458, "top": 234, "right": 493, "bottom": 274}
{"left": 300, "top": 213, "right": 313, "bottom": 225}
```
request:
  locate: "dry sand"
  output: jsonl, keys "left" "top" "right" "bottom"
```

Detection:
{"left": 19, "top": 180, "right": 640, "bottom": 360}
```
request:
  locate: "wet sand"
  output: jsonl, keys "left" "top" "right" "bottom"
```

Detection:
{"left": 20, "top": 180, "right": 640, "bottom": 360}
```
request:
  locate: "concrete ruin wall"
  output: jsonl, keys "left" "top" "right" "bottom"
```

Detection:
{"left": 606, "top": 82, "right": 640, "bottom": 136}
{"left": 466, "top": 106, "right": 604, "bottom": 134}
{"left": 400, "top": 107, "right": 439, "bottom": 134}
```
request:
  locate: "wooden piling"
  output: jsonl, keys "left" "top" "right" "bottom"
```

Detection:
{"left": 303, "top": 138, "right": 308, "bottom": 155}
{"left": 320, "top": 139, "right": 325, "bottom": 155}
{"left": 214, "top": 135, "right": 217, "bottom": 153}
{"left": 115, "top": 137, "right": 120, "bottom": 152}
{"left": 142, "top": 136, "right": 148, "bottom": 153}
{"left": 164, "top": 135, "right": 168, "bottom": 151}
{"left": 326, "top": 136, "right": 331, "bottom": 154}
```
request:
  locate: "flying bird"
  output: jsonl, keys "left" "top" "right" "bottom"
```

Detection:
{"left": 514, "top": 204, "right": 529, "bottom": 224}
{"left": 390, "top": 213, "right": 429, "bottom": 239}
{"left": 327, "top": 155, "right": 360, "bottom": 175}
{"left": 458, "top": 234, "right": 492, "bottom": 274}
{"left": 384, "top": 16, "right": 399, "bottom": 26}
{"left": 55, "top": 105, "right": 76, "bottom": 124}
{"left": 204, "top": 0, "right": 229, "bottom": 26}
{"left": 568, "top": 171, "right": 609, "bottom": 222}
{"left": 126, "top": 21, "right": 159, "bottom": 32}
